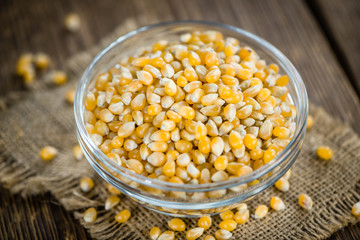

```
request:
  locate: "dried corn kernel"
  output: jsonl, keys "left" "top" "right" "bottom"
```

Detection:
{"left": 168, "top": 218, "right": 186, "bottom": 231}
{"left": 34, "top": 53, "right": 51, "bottom": 69}
{"left": 64, "top": 13, "right": 81, "bottom": 32}
{"left": 220, "top": 210, "right": 234, "bottom": 220}
{"left": 149, "top": 227, "right": 161, "bottom": 240}
{"left": 52, "top": 71, "right": 67, "bottom": 85}
{"left": 115, "top": 209, "right": 131, "bottom": 223}
{"left": 105, "top": 195, "right": 120, "bottom": 210}
{"left": 198, "top": 215, "right": 212, "bottom": 230}
{"left": 215, "top": 229, "right": 232, "bottom": 240}
{"left": 186, "top": 227, "right": 204, "bottom": 240}
{"left": 83, "top": 207, "right": 97, "bottom": 223}
{"left": 298, "top": 194, "right": 313, "bottom": 210}
{"left": 274, "top": 177, "right": 289, "bottom": 192}
{"left": 316, "top": 145, "right": 333, "bottom": 161}
{"left": 352, "top": 202, "right": 360, "bottom": 216}
{"left": 158, "top": 231, "right": 175, "bottom": 240}
{"left": 73, "top": 145, "right": 83, "bottom": 160}
{"left": 270, "top": 196, "right": 285, "bottom": 211}
{"left": 219, "top": 219, "right": 237, "bottom": 232}
{"left": 307, "top": 115, "right": 314, "bottom": 129}
{"left": 234, "top": 208, "right": 249, "bottom": 224}
{"left": 40, "top": 146, "right": 58, "bottom": 161}
{"left": 80, "top": 177, "right": 94, "bottom": 192}
{"left": 254, "top": 205, "right": 268, "bottom": 219}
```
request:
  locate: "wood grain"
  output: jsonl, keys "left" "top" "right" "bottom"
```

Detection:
{"left": 0, "top": 0, "right": 359, "bottom": 239}
{"left": 312, "top": 0, "right": 360, "bottom": 94}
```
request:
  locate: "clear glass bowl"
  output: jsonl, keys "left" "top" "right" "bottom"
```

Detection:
{"left": 74, "top": 21, "right": 308, "bottom": 217}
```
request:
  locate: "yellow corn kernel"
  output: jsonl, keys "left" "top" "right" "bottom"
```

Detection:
{"left": 147, "top": 152, "right": 166, "bottom": 167}
{"left": 316, "top": 145, "right": 333, "bottom": 161}
{"left": 132, "top": 56, "right": 150, "bottom": 67}
{"left": 195, "top": 122, "right": 207, "bottom": 140}
{"left": 158, "top": 231, "right": 175, "bottom": 240}
{"left": 34, "top": 52, "right": 50, "bottom": 69}
{"left": 83, "top": 207, "right": 97, "bottom": 223}
{"left": 115, "top": 209, "right": 131, "bottom": 223}
{"left": 250, "top": 148, "right": 263, "bottom": 160}
{"left": 85, "top": 92, "right": 96, "bottom": 111}
{"left": 200, "top": 105, "right": 221, "bottom": 117}
{"left": 204, "top": 235, "right": 216, "bottom": 240}
{"left": 298, "top": 194, "right": 313, "bottom": 210}
{"left": 254, "top": 205, "right": 268, "bottom": 219}
{"left": 106, "top": 183, "right": 121, "bottom": 195}
{"left": 73, "top": 145, "right": 83, "bottom": 160}
{"left": 236, "top": 105, "right": 253, "bottom": 119}
{"left": 219, "top": 219, "right": 237, "bottom": 232}
{"left": 198, "top": 137, "right": 211, "bottom": 154}
{"left": 40, "top": 146, "right": 58, "bottom": 161}
{"left": 273, "top": 127, "right": 291, "bottom": 139}
{"left": 147, "top": 104, "right": 162, "bottom": 116}
{"left": 150, "top": 130, "right": 171, "bottom": 142}
{"left": 148, "top": 141, "right": 168, "bottom": 152}
{"left": 175, "top": 140, "right": 193, "bottom": 153}
{"left": 211, "top": 137, "right": 224, "bottom": 156}
{"left": 150, "top": 227, "right": 162, "bottom": 240}
{"left": 215, "top": 229, "right": 232, "bottom": 240}
{"left": 268, "top": 63, "right": 279, "bottom": 73}
{"left": 137, "top": 70, "right": 153, "bottom": 85}
{"left": 65, "top": 89, "right": 75, "bottom": 104}
{"left": 205, "top": 51, "right": 219, "bottom": 67}
{"left": 307, "top": 115, "right": 314, "bottom": 129}
{"left": 80, "top": 177, "right": 94, "bottom": 192}
{"left": 274, "top": 177, "right": 289, "bottom": 192}
{"left": 220, "top": 210, "right": 234, "bottom": 220}
{"left": 205, "top": 68, "right": 221, "bottom": 83}
{"left": 243, "top": 134, "right": 257, "bottom": 150}
{"left": 177, "top": 75, "right": 188, "bottom": 87}
{"left": 184, "top": 66, "right": 198, "bottom": 82}
{"left": 352, "top": 202, "right": 360, "bottom": 216}
{"left": 126, "top": 159, "right": 143, "bottom": 174}
{"left": 237, "top": 69, "right": 252, "bottom": 80}
{"left": 234, "top": 208, "right": 249, "bottom": 224}
{"left": 214, "top": 156, "right": 228, "bottom": 171}
{"left": 276, "top": 75, "right": 289, "bottom": 86}
{"left": 198, "top": 215, "right": 212, "bottom": 230}
{"left": 186, "top": 227, "right": 204, "bottom": 240}
{"left": 228, "top": 130, "right": 242, "bottom": 149}
{"left": 152, "top": 40, "right": 168, "bottom": 52}
{"left": 270, "top": 196, "right": 285, "bottom": 211}
{"left": 189, "top": 51, "right": 201, "bottom": 65}
{"left": 105, "top": 195, "right": 121, "bottom": 210}
{"left": 263, "top": 149, "right": 276, "bottom": 164}
{"left": 163, "top": 160, "right": 176, "bottom": 177}
{"left": 177, "top": 106, "right": 195, "bottom": 120}
{"left": 117, "top": 122, "right": 136, "bottom": 138}
{"left": 168, "top": 218, "right": 186, "bottom": 231}
{"left": 52, "top": 71, "right": 67, "bottom": 85}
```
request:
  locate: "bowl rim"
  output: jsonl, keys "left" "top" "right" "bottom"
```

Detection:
{"left": 74, "top": 20, "right": 308, "bottom": 191}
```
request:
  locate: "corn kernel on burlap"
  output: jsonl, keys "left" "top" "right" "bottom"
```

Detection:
{"left": 1, "top": 22, "right": 360, "bottom": 240}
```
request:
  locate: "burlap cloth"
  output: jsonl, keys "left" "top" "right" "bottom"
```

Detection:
{"left": 1, "top": 22, "right": 359, "bottom": 240}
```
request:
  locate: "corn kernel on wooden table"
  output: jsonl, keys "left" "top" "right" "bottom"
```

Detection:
{"left": 0, "top": 0, "right": 359, "bottom": 239}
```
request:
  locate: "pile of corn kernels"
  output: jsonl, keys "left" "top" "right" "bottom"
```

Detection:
{"left": 26, "top": 27, "right": 360, "bottom": 240}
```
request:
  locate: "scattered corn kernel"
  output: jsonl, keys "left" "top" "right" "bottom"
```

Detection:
{"left": 66, "top": 89, "right": 76, "bottom": 104}
{"left": 52, "top": 71, "right": 67, "bottom": 85}
{"left": 150, "top": 227, "right": 162, "bottom": 240}
{"left": 198, "top": 215, "right": 212, "bottom": 230}
{"left": 40, "top": 146, "right": 58, "bottom": 161}
{"left": 270, "top": 196, "right": 286, "bottom": 211}
{"left": 115, "top": 209, "right": 131, "bottom": 223}
{"left": 158, "top": 231, "right": 175, "bottom": 240}
{"left": 316, "top": 145, "right": 333, "bottom": 161}
{"left": 73, "top": 144, "right": 83, "bottom": 160}
{"left": 64, "top": 13, "right": 81, "bottom": 32}
{"left": 204, "top": 235, "right": 216, "bottom": 240}
{"left": 80, "top": 177, "right": 94, "bottom": 192}
{"left": 253, "top": 205, "right": 268, "bottom": 219}
{"left": 274, "top": 177, "right": 290, "bottom": 192}
{"left": 220, "top": 210, "right": 234, "bottom": 220}
{"left": 234, "top": 208, "right": 250, "bottom": 224}
{"left": 215, "top": 229, "right": 232, "bottom": 240}
{"left": 186, "top": 227, "right": 204, "bottom": 240}
{"left": 105, "top": 195, "right": 120, "bottom": 210}
{"left": 307, "top": 115, "right": 314, "bottom": 129}
{"left": 34, "top": 53, "right": 51, "bottom": 69}
{"left": 83, "top": 207, "right": 97, "bottom": 223}
{"left": 168, "top": 218, "right": 186, "bottom": 231}
{"left": 352, "top": 202, "right": 360, "bottom": 216}
{"left": 298, "top": 194, "right": 313, "bottom": 210}
{"left": 219, "top": 219, "right": 237, "bottom": 231}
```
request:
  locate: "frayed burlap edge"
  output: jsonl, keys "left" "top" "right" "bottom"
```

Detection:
{"left": 0, "top": 20, "right": 359, "bottom": 240}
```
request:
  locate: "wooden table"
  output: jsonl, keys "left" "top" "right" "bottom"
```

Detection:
{"left": 1, "top": 0, "right": 359, "bottom": 239}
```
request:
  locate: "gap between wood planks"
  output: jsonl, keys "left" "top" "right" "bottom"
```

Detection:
{"left": 304, "top": 0, "right": 360, "bottom": 99}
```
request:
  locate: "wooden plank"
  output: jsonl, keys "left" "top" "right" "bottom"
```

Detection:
{"left": 311, "top": 0, "right": 360, "bottom": 95}
{"left": 0, "top": 0, "right": 359, "bottom": 239}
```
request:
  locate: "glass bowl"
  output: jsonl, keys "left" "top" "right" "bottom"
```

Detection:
{"left": 74, "top": 21, "right": 308, "bottom": 217}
